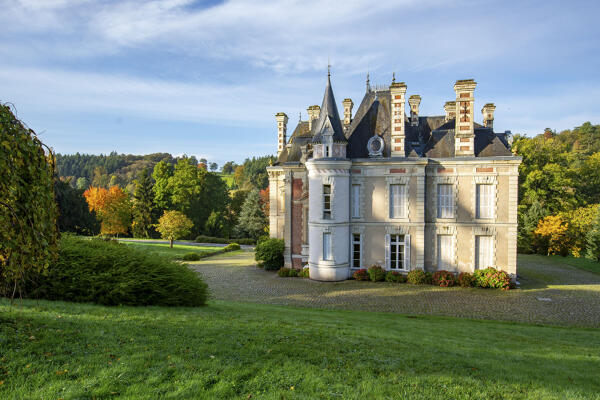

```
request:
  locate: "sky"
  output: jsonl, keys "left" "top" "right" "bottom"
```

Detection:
{"left": 1, "top": 0, "right": 599, "bottom": 165}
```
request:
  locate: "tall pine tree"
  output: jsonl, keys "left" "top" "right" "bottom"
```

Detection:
{"left": 236, "top": 189, "right": 267, "bottom": 240}
{"left": 132, "top": 168, "right": 155, "bottom": 238}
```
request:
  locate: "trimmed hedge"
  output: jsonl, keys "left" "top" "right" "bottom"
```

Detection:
{"left": 407, "top": 269, "right": 432, "bottom": 285}
{"left": 352, "top": 269, "right": 369, "bottom": 281}
{"left": 255, "top": 238, "right": 284, "bottom": 270}
{"left": 21, "top": 236, "right": 208, "bottom": 306}
{"left": 458, "top": 272, "right": 476, "bottom": 288}
{"left": 278, "top": 267, "right": 291, "bottom": 277}
{"left": 431, "top": 270, "right": 456, "bottom": 287}
{"left": 367, "top": 265, "right": 386, "bottom": 282}
{"left": 473, "top": 267, "right": 512, "bottom": 290}
{"left": 182, "top": 252, "right": 202, "bottom": 261}
{"left": 385, "top": 271, "right": 406, "bottom": 283}
{"left": 299, "top": 267, "right": 310, "bottom": 278}
{"left": 195, "top": 235, "right": 255, "bottom": 245}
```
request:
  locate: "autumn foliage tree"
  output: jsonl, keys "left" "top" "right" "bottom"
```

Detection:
{"left": 0, "top": 103, "right": 58, "bottom": 298}
{"left": 155, "top": 210, "right": 194, "bottom": 248}
{"left": 84, "top": 186, "right": 132, "bottom": 236}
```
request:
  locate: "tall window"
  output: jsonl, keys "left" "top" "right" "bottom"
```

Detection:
{"left": 389, "top": 184, "right": 407, "bottom": 219}
{"left": 323, "top": 184, "right": 331, "bottom": 219}
{"left": 476, "top": 184, "right": 494, "bottom": 219}
{"left": 323, "top": 232, "right": 332, "bottom": 260}
{"left": 475, "top": 236, "right": 493, "bottom": 269}
{"left": 437, "top": 184, "right": 454, "bottom": 218}
{"left": 388, "top": 234, "right": 407, "bottom": 270}
{"left": 351, "top": 184, "right": 360, "bottom": 218}
{"left": 437, "top": 235, "right": 454, "bottom": 269}
{"left": 351, "top": 234, "right": 361, "bottom": 268}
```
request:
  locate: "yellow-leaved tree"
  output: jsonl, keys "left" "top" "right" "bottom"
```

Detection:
{"left": 84, "top": 186, "right": 132, "bottom": 237}
{"left": 534, "top": 215, "right": 570, "bottom": 256}
{"left": 156, "top": 210, "right": 194, "bottom": 248}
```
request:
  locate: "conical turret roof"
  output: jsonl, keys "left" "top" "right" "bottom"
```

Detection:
{"left": 312, "top": 73, "right": 347, "bottom": 144}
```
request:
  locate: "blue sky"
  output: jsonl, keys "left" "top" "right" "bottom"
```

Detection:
{"left": 1, "top": 0, "right": 599, "bottom": 165}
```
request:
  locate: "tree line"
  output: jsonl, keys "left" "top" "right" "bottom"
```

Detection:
{"left": 514, "top": 122, "right": 600, "bottom": 260}
{"left": 56, "top": 154, "right": 275, "bottom": 242}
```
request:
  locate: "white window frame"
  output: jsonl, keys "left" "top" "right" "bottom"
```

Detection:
{"left": 475, "top": 235, "right": 493, "bottom": 269}
{"left": 476, "top": 184, "right": 494, "bottom": 219}
{"left": 323, "top": 232, "right": 332, "bottom": 261}
{"left": 389, "top": 184, "right": 407, "bottom": 219}
{"left": 351, "top": 233, "right": 362, "bottom": 269}
{"left": 323, "top": 184, "right": 332, "bottom": 220}
{"left": 437, "top": 234, "right": 454, "bottom": 270}
{"left": 437, "top": 184, "right": 454, "bottom": 219}
{"left": 385, "top": 233, "right": 410, "bottom": 271}
{"left": 351, "top": 184, "right": 361, "bottom": 219}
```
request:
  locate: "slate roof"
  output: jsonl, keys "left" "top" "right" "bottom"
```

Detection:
{"left": 311, "top": 74, "right": 347, "bottom": 144}
{"left": 274, "top": 81, "right": 512, "bottom": 165}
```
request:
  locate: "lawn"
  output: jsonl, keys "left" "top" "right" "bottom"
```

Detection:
{"left": 120, "top": 241, "right": 224, "bottom": 261}
{"left": 218, "top": 173, "right": 235, "bottom": 188}
{"left": 0, "top": 299, "right": 599, "bottom": 399}
{"left": 522, "top": 254, "right": 600, "bottom": 275}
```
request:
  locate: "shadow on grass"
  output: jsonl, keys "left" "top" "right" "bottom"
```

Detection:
{"left": 1, "top": 299, "right": 599, "bottom": 399}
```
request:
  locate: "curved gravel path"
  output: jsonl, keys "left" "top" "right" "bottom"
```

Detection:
{"left": 190, "top": 251, "right": 600, "bottom": 327}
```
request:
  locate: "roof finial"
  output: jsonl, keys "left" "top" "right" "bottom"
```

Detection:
{"left": 299, "top": 111, "right": 302, "bottom": 121}
{"left": 327, "top": 56, "right": 331, "bottom": 78}
{"left": 392, "top": 72, "right": 396, "bottom": 83}
{"left": 366, "top": 71, "right": 371, "bottom": 93}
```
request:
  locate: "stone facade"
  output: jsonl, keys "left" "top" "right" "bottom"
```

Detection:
{"left": 267, "top": 74, "right": 521, "bottom": 281}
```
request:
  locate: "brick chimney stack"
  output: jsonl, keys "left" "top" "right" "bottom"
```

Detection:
{"left": 276, "top": 112, "right": 288, "bottom": 156}
{"left": 342, "top": 98, "right": 353, "bottom": 128}
{"left": 444, "top": 101, "right": 456, "bottom": 122}
{"left": 389, "top": 81, "right": 407, "bottom": 156}
{"left": 454, "top": 79, "right": 477, "bottom": 157}
{"left": 408, "top": 95, "right": 421, "bottom": 127}
{"left": 482, "top": 103, "right": 496, "bottom": 129}
{"left": 307, "top": 105, "right": 320, "bottom": 130}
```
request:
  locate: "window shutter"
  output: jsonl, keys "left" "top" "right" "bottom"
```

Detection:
{"left": 404, "top": 234, "right": 411, "bottom": 270}
{"left": 385, "top": 234, "right": 390, "bottom": 269}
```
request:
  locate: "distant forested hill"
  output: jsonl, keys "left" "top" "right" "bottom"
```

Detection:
{"left": 56, "top": 152, "right": 185, "bottom": 192}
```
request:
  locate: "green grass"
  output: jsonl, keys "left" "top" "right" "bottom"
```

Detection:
{"left": 218, "top": 173, "right": 235, "bottom": 188}
{"left": 1, "top": 299, "right": 599, "bottom": 399}
{"left": 542, "top": 254, "right": 600, "bottom": 275}
{"left": 121, "top": 242, "right": 224, "bottom": 261}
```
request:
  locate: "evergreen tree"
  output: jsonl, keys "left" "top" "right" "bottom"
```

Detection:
{"left": 236, "top": 190, "right": 267, "bottom": 240}
{"left": 132, "top": 167, "right": 155, "bottom": 238}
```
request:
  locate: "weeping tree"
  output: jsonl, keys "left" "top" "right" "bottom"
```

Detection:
{"left": 0, "top": 103, "right": 58, "bottom": 299}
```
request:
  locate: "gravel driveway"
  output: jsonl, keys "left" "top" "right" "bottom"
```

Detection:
{"left": 190, "top": 251, "right": 600, "bottom": 327}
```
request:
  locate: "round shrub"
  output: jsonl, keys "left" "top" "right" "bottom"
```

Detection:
{"left": 255, "top": 238, "right": 284, "bottom": 270}
{"left": 224, "top": 243, "right": 241, "bottom": 251}
{"left": 473, "top": 267, "right": 512, "bottom": 290}
{"left": 182, "top": 252, "right": 202, "bottom": 261}
{"left": 23, "top": 236, "right": 208, "bottom": 306}
{"left": 385, "top": 271, "right": 406, "bottom": 283}
{"left": 407, "top": 269, "right": 431, "bottom": 285}
{"left": 288, "top": 269, "right": 299, "bottom": 277}
{"left": 299, "top": 267, "right": 310, "bottom": 278}
{"left": 352, "top": 269, "right": 369, "bottom": 281}
{"left": 458, "top": 272, "right": 475, "bottom": 288}
{"left": 367, "top": 265, "right": 386, "bottom": 282}
{"left": 277, "top": 267, "right": 291, "bottom": 277}
{"left": 431, "top": 270, "right": 456, "bottom": 287}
